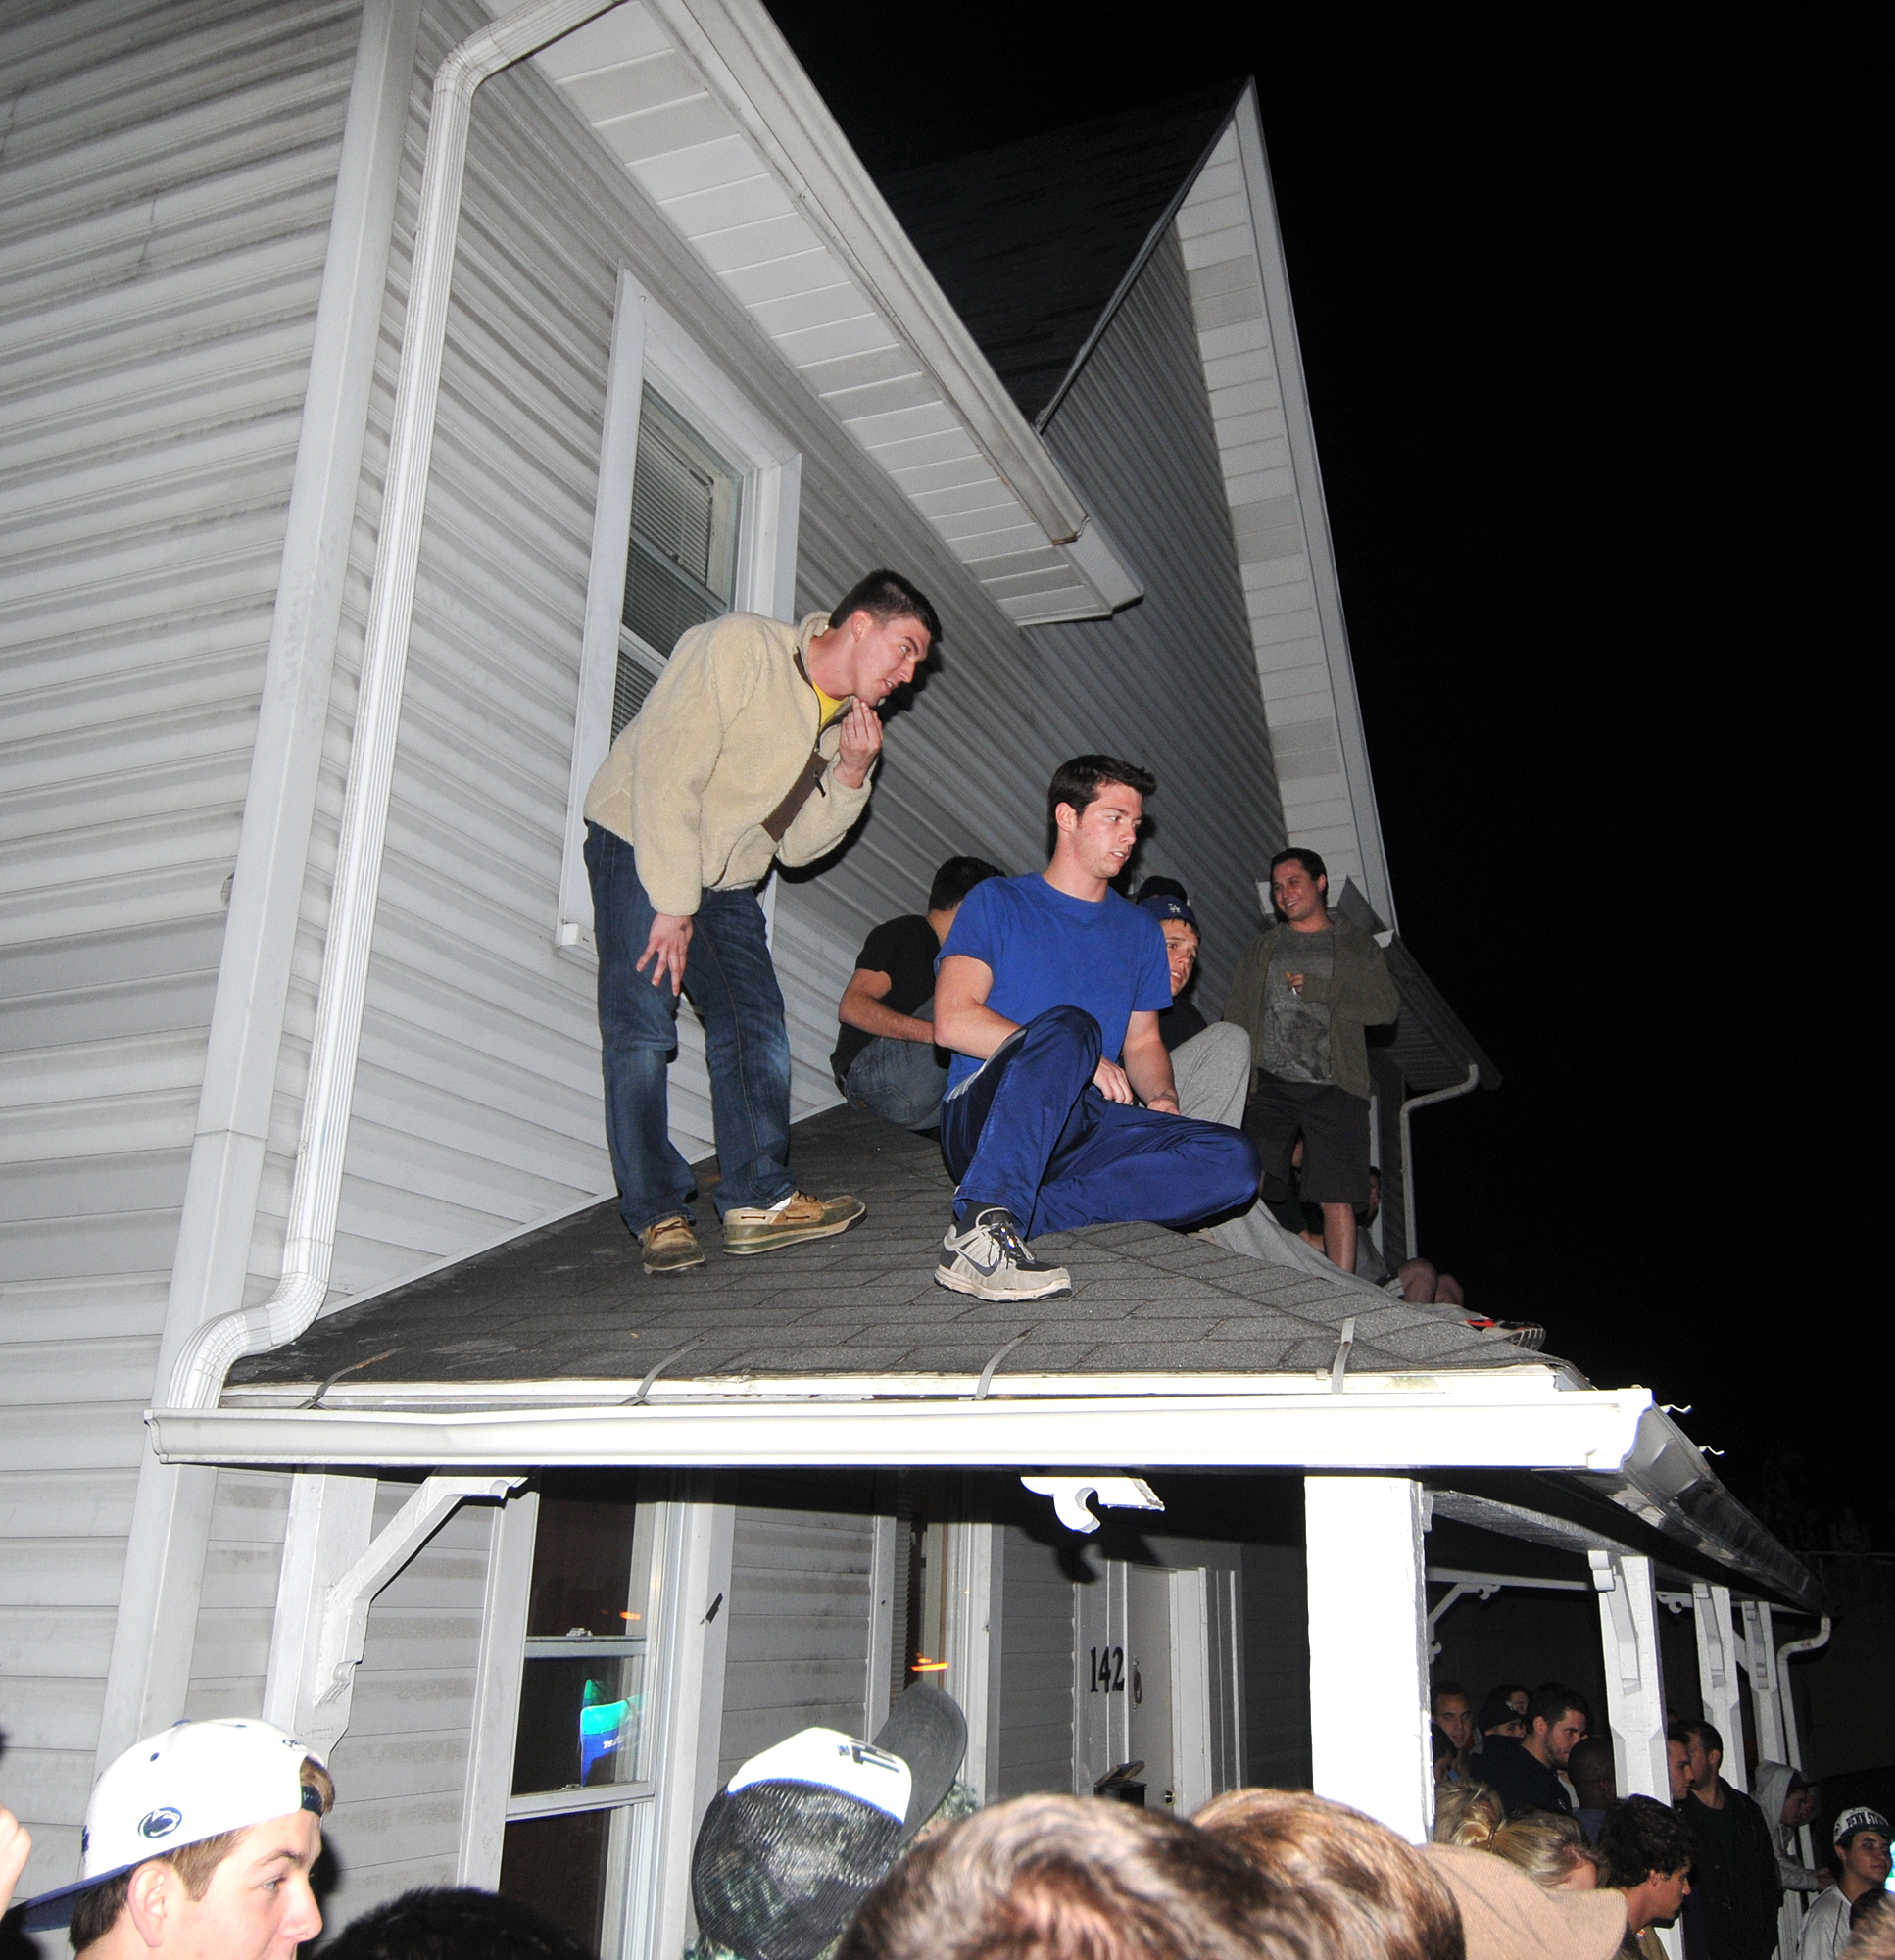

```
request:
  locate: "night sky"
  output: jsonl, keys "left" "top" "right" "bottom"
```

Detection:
{"left": 764, "top": 5, "right": 1879, "bottom": 1558}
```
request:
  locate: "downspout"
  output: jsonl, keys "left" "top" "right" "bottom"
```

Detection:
{"left": 1399, "top": 1063, "right": 1479, "bottom": 1260}
{"left": 166, "top": 0, "right": 619, "bottom": 1411}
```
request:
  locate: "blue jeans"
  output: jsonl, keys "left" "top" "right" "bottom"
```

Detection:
{"left": 940, "top": 1005, "right": 1262, "bottom": 1238}
{"left": 842, "top": 995, "right": 948, "bottom": 1131}
{"left": 586, "top": 824, "right": 796, "bottom": 1234}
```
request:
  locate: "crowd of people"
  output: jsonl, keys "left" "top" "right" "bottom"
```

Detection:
{"left": 1428, "top": 1677, "right": 1892, "bottom": 1960}
{"left": 5, "top": 1699, "right": 1886, "bottom": 1960}
{"left": 578, "top": 565, "right": 1487, "bottom": 1317}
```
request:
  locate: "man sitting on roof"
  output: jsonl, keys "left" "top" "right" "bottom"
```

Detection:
{"left": 1223, "top": 845, "right": 1398, "bottom": 1277}
{"left": 930, "top": 755, "right": 1261, "bottom": 1301}
{"left": 584, "top": 570, "right": 934, "bottom": 1276}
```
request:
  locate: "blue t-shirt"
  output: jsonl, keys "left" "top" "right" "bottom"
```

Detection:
{"left": 938, "top": 875, "right": 1173, "bottom": 1092}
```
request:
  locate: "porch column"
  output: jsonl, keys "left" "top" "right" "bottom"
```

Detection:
{"left": 1590, "top": 1550, "right": 1670, "bottom": 1797}
{"left": 1691, "top": 1582, "right": 1746, "bottom": 1788}
{"left": 1739, "top": 1599, "right": 1786, "bottom": 1758}
{"left": 1305, "top": 1476, "right": 1431, "bottom": 1841}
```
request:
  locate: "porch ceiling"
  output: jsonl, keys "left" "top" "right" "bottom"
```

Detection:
{"left": 504, "top": 0, "right": 1139, "bottom": 623}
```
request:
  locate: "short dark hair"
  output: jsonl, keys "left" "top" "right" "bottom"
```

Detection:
{"left": 839, "top": 1793, "right": 1316, "bottom": 1960}
{"left": 1599, "top": 1795, "right": 1693, "bottom": 1887}
{"left": 1526, "top": 1682, "right": 1588, "bottom": 1730}
{"left": 1668, "top": 1717, "right": 1723, "bottom": 1759}
{"left": 1431, "top": 1680, "right": 1471, "bottom": 1710}
{"left": 320, "top": 1886, "right": 597, "bottom": 1960}
{"left": 1047, "top": 754, "right": 1156, "bottom": 829}
{"left": 929, "top": 856, "right": 1004, "bottom": 912}
{"left": 830, "top": 569, "right": 941, "bottom": 650}
{"left": 1270, "top": 846, "right": 1328, "bottom": 885}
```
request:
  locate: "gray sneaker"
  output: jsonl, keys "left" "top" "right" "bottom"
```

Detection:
{"left": 935, "top": 1207, "right": 1071, "bottom": 1300}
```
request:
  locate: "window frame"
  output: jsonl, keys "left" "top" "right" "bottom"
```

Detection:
{"left": 555, "top": 269, "right": 803, "bottom": 959}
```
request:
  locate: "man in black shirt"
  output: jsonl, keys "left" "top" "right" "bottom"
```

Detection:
{"left": 832, "top": 856, "right": 1003, "bottom": 1131}
{"left": 1668, "top": 1718, "right": 1779, "bottom": 1960}
{"left": 1481, "top": 1682, "right": 1588, "bottom": 1818}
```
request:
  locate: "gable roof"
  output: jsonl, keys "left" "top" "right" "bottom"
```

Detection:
{"left": 878, "top": 83, "right": 1243, "bottom": 424}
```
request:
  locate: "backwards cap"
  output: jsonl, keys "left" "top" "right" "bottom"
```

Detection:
{"left": 20, "top": 1718, "right": 325, "bottom": 1932}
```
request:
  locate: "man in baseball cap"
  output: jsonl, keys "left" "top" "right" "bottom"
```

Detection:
{"left": 17, "top": 1716, "right": 333, "bottom": 1957}
{"left": 1800, "top": 1808, "right": 1892, "bottom": 1960}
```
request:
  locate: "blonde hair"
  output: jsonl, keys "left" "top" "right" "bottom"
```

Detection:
{"left": 1431, "top": 1781, "right": 1505, "bottom": 1848}
{"left": 1490, "top": 1810, "right": 1600, "bottom": 1889}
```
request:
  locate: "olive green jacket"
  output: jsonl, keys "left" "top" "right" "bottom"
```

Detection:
{"left": 1222, "top": 915, "right": 1398, "bottom": 1102}
{"left": 583, "top": 611, "right": 873, "bottom": 917}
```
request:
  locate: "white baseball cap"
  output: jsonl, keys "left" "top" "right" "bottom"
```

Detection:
{"left": 1835, "top": 1806, "right": 1892, "bottom": 1847}
{"left": 20, "top": 1718, "right": 327, "bottom": 1932}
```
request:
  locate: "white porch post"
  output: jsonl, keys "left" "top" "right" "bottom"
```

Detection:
{"left": 1304, "top": 1476, "right": 1432, "bottom": 1842}
{"left": 944, "top": 1516, "right": 1004, "bottom": 1803}
{"left": 1592, "top": 1550, "right": 1677, "bottom": 1958}
{"left": 1740, "top": 1600, "right": 1786, "bottom": 1759}
{"left": 1691, "top": 1582, "right": 1746, "bottom": 1788}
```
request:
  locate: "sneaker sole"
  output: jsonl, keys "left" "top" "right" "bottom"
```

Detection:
{"left": 934, "top": 1263, "right": 1072, "bottom": 1301}
{"left": 722, "top": 1210, "right": 865, "bottom": 1256}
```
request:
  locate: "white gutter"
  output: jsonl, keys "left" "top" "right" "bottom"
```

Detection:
{"left": 1400, "top": 1061, "right": 1480, "bottom": 1260}
{"left": 165, "top": 0, "right": 620, "bottom": 1412}
{"left": 642, "top": 0, "right": 1121, "bottom": 581}
{"left": 148, "top": 1379, "right": 1654, "bottom": 1470}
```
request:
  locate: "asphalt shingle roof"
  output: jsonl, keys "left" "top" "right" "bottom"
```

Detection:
{"left": 226, "top": 1105, "right": 1539, "bottom": 1398}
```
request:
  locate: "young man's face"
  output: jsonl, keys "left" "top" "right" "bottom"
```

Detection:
{"left": 839, "top": 610, "right": 930, "bottom": 706}
{"left": 1783, "top": 1786, "right": 1818, "bottom": 1830}
{"left": 1060, "top": 783, "right": 1142, "bottom": 883}
{"left": 1536, "top": 1708, "right": 1586, "bottom": 1769}
{"left": 1668, "top": 1739, "right": 1693, "bottom": 1802}
{"left": 1269, "top": 858, "right": 1327, "bottom": 923}
{"left": 1646, "top": 1866, "right": 1691, "bottom": 1927}
{"left": 1684, "top": 1733, "right": 1719, "bottom": 1794}
{"left": 130, "top": 1812, "right": 323, "bottom": 1960}
{"left": 1433, "top": 1694, "right": 1474, "bottom": 1752}
{"left": 1159, "top": 922, "right": 1198, "bottom": 996}
{"left": 1842, "top": 1831, "right": 1893, "bottom": 1890}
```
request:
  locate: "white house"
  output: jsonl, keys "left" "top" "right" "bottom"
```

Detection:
{"left": 0, "top": 1, "right": 1817, "bottom": 1954}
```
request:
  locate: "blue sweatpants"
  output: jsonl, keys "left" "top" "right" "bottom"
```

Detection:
{"left": 940, "top": 1005, "right": 1262, "bottom": 1238}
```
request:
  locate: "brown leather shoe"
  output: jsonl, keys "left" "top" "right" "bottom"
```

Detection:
{"left": 639, "top": 1214, "right": 705, "bottom": 1274}
{"left": 720, "top": 1191, "right": 866, "bottom": 1255}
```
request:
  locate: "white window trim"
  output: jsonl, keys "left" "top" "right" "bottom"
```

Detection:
{"left": 556, "top": 270, "right": 803, "bottom": 959}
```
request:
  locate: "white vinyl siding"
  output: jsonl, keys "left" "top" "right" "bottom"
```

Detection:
{"left": 183, "top": 1470, "right": 292, "bottom": 1722}
{"left": 0, "top": 0, "right": 360, "bottom": 1895}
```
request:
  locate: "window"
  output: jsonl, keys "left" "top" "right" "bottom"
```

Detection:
{"left": 496, "top": 1475, "right": 657, "bottom": 1955}
{"left": 613, "top": 388, "right": 742, "bottom": 738}
{"left": 556, "top": 274, "right": 802, "bottom": 955}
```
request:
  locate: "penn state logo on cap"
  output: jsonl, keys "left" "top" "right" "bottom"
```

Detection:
{"left": 139, "top": 1807, "right": 183, "bottom": 1840}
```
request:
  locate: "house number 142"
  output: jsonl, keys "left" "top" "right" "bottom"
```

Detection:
{"left": 1088, "top": 1645, "right": 1125, "bottom": 1692}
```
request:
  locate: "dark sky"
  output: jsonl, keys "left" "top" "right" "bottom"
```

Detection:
{"left": 765, "top": 5, "right": 1879, "bottom": 1556}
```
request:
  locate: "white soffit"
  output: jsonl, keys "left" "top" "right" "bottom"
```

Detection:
{"left": 505, "top": 0, "right": 1140, "bottom": 624}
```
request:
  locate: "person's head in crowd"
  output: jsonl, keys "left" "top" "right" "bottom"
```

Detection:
{"left": 1831, "top": 1808, "right": 1894, "bottom": 1905}
{"left": 319, "top": 1887, "right": 595, "bottom": 1960}
{"left": 1433, "top": 1681, "right": 1476, "bottom": 1757}
{"left": 837, "top": 1793, "right": 1316, "bottom": 1960}
{"left": 1854, "top": 1890, "right": 1894, "bottom": 1936}
{"left": 1476, "top": 1693, "right": 1527, "bottom": 1741}
{"left": 1490, "top": 1811, "right": 1603, "bottom": 1892}
{"left": 1433, "top": 1781, "right": 1506, "bottom": 1850}
{"left": 1666, "top": 1734, "right": 1693, "bottom": 1803}
{"left": 1357, "top": 1166, "right": 1383, "bottom": 1229}
{"left": 1045, "top": 755, "right": 1156, "bottom": 885}
{"left": 1665, "top": 1718, "right": 1724, "bottom": 1801}
{"left": 1268, "top": 847, "right": 1330, "bottom": 926}
{"left": 1432, "top": 1724, "right": 1460, "bottom": 1787}
{"left": 1493, "top": 1684, "right": 1531, "bottom": 1721}
{"left": 17, "top": 1718, "right": 332, "bottom": 1956}
{"left": 1523, "top": 1684, "right": 1588, "bottom": 1772}
{"left": 1138, "top": 891, "right": 1201, "bottom": 1000}
{"left": 1598, "top": 1795, "right": 1693, "bottom": 1939}
{"left": 927, "top": 855, "right": 1004, "bottom": 929}
{"left": 1850, "top": 1891, "right": 1895, "bottom": 1960}
{"left": 1419, "top": 1843, "right": 1624, "bottom": 1960}
{"left": 824, "top": 568, "right": 941, "bottom": 698}
{"left": 1782, "top": 1772, "right": 1818, "bottom": 1832}
{"left": 1194, "top": 1787, "right": 1463, "bottom": 1960}
{"left": 1567, "top": 1737, "right": 1618, "bottom": 1814}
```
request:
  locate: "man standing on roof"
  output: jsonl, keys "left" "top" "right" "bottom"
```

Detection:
{"left": 930, "top": 755, "right": 1261, "bottom": 1300}
{"left": 584, "top": 571, "right": 935, "bottom": 1275}
{"left": 1222, "top": 846, "right": 1398, "bottom": 1277}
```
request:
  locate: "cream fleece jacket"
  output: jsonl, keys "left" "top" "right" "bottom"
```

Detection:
{"left": 583, "top": 611, "right": 875, "bottom": 917}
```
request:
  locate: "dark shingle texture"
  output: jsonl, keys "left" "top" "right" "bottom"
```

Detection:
{"left": 226, "top": 1105, "right": 1536, "bottom": 1396}
{"left": 877, "top": 85, "right": 1241, "bottom": 421}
